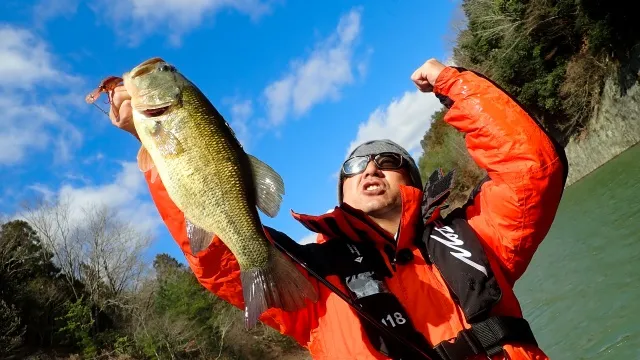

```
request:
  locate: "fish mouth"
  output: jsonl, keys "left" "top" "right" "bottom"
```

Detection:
{"left": 142, "top": 106, "right": 170, "bottom": 118}
{"left": 129, "top": 57, "right": 166, "bottom": 79}
{"left": 137, "top": 103, "right": 172, "bottom": 118}
{"left": 125, "top": 57, "right": 179, "bottom": 118}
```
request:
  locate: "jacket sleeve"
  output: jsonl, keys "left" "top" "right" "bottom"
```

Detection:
{"left": 433, "top": 67, "right": 568, "bottom": 285}
{"left": 142, "top": 169, "right": 320, "bottom": 346}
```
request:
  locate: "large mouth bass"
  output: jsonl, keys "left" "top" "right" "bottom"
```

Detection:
{"left": 121, "top": 57, "right": 318, "bottom": 328}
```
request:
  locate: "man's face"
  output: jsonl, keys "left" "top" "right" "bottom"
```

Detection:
{"left": 341, "top": 156, "right": 411, "bottom": 218}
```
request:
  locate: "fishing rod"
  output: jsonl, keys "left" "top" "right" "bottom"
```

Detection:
{"left": 272, "top": 240, "right": 440, "bottom": 360}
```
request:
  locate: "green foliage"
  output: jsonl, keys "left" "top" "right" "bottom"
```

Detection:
{"left": 153, "top": 259, "right": 212, "bottom": 320}
{"left": 418, "top": 109, "right": 486, "bottom": 210}
{"left": 452, "top": 0, "right": 640, "bottom": 142}
{"left": 113, "top": 334, "right": 136, "bottom": 356}
{"left": 142, "top": 257, "right": 224, "bottom": 358}
{"left": 56, "top": 297, "right": 96, "bottom": 358}
{"left": 419, "top": 0, "right": 639, "bottom": 205}
{"left": 0, "top": 220, "right": 74, "bottom": 355}
{"left": 0, "top": 214, "right": 302, "bottom": 360}
{"left": 0, "top": 299, "right": 25, "bottom": 358}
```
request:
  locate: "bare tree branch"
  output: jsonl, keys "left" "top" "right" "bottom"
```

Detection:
{"left": 20, "top": 195, "right": 153, "bottom": 311}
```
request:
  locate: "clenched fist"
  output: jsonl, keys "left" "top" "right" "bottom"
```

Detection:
{"left": 411, "top": 58, "right": 446, "bottom": 93}
{"left": 108, "top": 85, "right": 139, "bottom": 140}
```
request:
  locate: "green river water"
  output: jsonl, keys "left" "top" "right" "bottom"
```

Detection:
{"left": 515, "top": 143, "right": 640, "bottom": 359}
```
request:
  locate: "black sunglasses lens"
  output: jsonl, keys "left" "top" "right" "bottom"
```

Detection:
{"left": 342, "top": 156, "right": 369, "bottom": 175}
{"left": 342, "top": 153, "right": 403, "bottom": 175}
{"left": 375, "top": 153, "right": 403, "bottom": 169}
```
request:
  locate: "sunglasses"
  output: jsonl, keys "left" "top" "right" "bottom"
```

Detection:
{"left": 341, "top": 152, "right": 405, "bottom": 176}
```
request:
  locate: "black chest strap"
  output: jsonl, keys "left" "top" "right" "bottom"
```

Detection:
{"left": 434, "top": 315, "right": 538, "bottom": 359}
{"left": 420, "top": 169, "right": 538, "bottom": 358}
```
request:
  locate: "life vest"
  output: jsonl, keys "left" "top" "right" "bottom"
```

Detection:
{"left": 269, "top": 168, "right": 539, "bottom": 360}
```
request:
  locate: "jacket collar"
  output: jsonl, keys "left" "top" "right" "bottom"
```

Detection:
{"left": 291, "top": 185, "right": 424, "bottom": 251}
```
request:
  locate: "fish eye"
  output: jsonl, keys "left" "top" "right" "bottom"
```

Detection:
{"left": 158, "top": 63, "right": 175, "bottom": 72}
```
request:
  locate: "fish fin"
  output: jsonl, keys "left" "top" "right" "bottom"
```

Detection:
{"left": 137, "top": 145, "right": 155, "bottom": 172}
{"left": 241, "top": 247, "right": 318, "bottom": 329}
{"left": 247, "top": 154, "right": 285, "bottom": 218}
{"left": 185, "top": 218, "right": 215, "bottom": 255}
{"left": 150, "top": 168, "right": 159, "bottom": 183}
{"left": 150, "top": 121, "right": 183, "bottom": 157}
{"left": 137, "top": 145, "right": 160, "bottom": 183}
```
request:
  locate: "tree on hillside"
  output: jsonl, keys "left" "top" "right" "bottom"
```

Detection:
{"left": 0, "top": 220, "right": 34, "bottom": 357}
{"left": 1, "top": 206, "right": 313, "bottom": 359}
{"left": 0, "top": 299, "right": 23, "bottom": 358}
{"left": 0, "top": 219, "right": 74, "bottom": 357}
{"left": 21, "top": 197, "right": 152, "bottom": 310}
{"left": 19, "top": 196, "right": 153, "bottom": 357}
{"left": 418, "top": 109, "right": 486, "bottom": 210}
{"left": 0, "top": 219, "right": 55, "bottom": 284}
{"left": 122, "top": 253, "right": 231, "bottom": 359}
{"left": 418, "top": 0, "right": 640, "bottom": 208}
{"left": 153, "top": 253, "right": 184, "bottom": 281}
{"left": 451, "top": 0, "right": 640, "bottom": 144}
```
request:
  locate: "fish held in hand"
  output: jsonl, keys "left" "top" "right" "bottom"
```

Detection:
{"left": 122, "top": 57, "right": 318, "bottom": 328}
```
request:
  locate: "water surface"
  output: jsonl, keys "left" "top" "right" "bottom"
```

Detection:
{"left": 515, "top": 143, "right": 640, "bottom": 359}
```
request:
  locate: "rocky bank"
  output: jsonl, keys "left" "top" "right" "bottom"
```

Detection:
{"left": 564, "top": 68, "right": 640, "bottom": 187}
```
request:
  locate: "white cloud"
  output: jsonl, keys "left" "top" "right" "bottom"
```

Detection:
{"left": 298, "top": 233, "right": 317, "bottom": 245}
{"left": 92, "top": 0, "right": 275, "bottom": 46}
{"left": 0, "top": 25, "right": 78, "bottom": 89}
{"left": 345, "top": 90, "right": 443, "bottom": 160}
{"left": 27, "top": 184, "right": 56, "bottom": 203}
{"left": 0, "top": 91, "right": 82, "bottom": 165}
{"left": 0, "top": 25, "right": 83, "bottom": 166}
{"left": 33, "top": 0, "right": 80, "bottom": 24}
{"left": 263, "top": 7, "right": 364, "bottom": 126}
{"left": 83, "top": 152, "right": 106, "bottom": 165}
{"left": 14, "top": 162, "right": 158, "bottom": 291}
{"left": 0, "top": 94, "right": 59, "bottom": 164}
{"left": 223, "top": 97, "right": 254, "bottom": 148}
{"left": 24, "top": 161, "right": 162, "bottom": 237}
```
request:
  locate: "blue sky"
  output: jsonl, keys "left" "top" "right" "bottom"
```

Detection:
{"left": 0, "top": 0, "right": 461, "bottom": 263}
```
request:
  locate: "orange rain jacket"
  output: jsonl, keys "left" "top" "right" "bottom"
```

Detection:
{"left": 143, "top": 67, "right": 567, "bottom": 359}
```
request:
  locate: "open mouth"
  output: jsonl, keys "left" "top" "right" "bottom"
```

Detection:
{"left": 142, "top": 105, "right": 170, "bottom": 118}
{"left": 362, "top": 181, "right": 385, "bottom": 195}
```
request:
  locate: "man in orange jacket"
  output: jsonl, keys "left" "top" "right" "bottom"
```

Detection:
{"left": 108, "top": 58, "right": 568, "bottom": 359}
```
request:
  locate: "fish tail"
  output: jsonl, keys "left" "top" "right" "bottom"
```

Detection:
{"left": 240, "top": 247, "right": 318, "bottom": 329}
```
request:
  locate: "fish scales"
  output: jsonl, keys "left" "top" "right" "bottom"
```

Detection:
{"left": 118, "top": 57, "right": 318, "bottom": 328}
{"left": 158, "top": 85, "right": 270, "bottom": 268}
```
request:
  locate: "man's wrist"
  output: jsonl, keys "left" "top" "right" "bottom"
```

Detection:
{"left": 425, "top": 60, "right": 447, "bottom": 86}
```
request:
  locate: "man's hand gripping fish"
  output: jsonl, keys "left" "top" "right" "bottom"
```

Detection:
{"left": 120, "top": 57, "right": 318, "bottom": 328}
